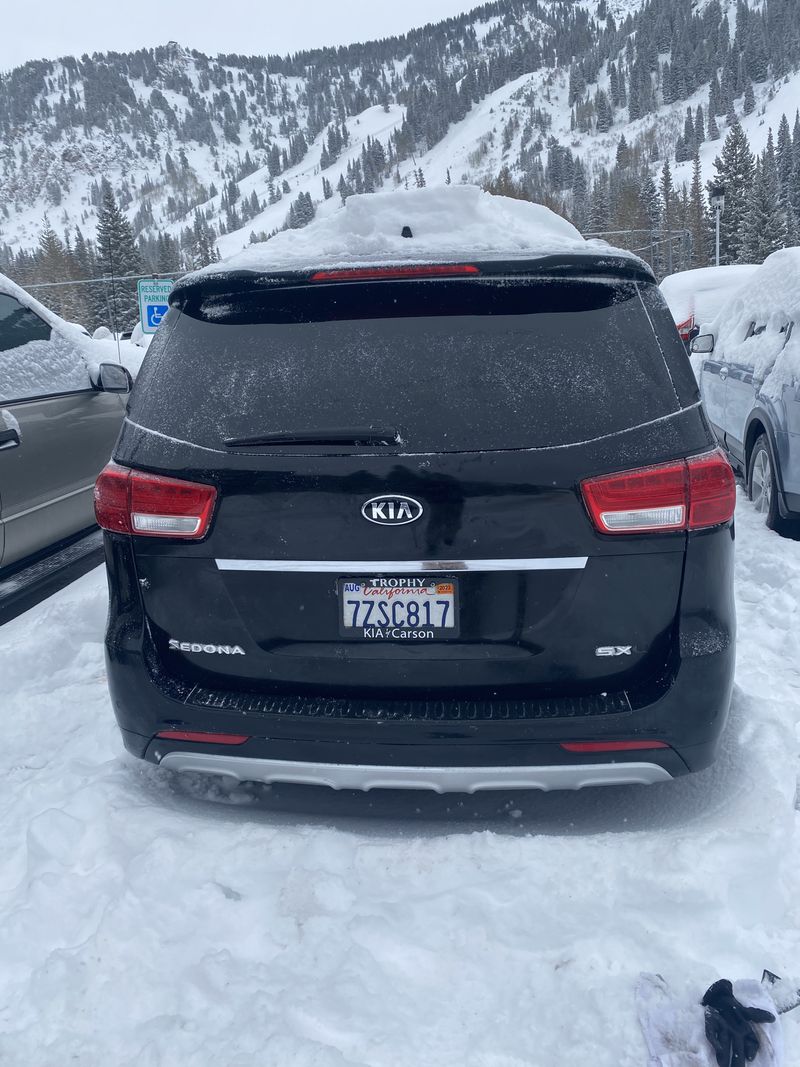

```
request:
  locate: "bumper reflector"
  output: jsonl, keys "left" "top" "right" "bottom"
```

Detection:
{"left": 561, "top": 740, "right": 670, "bottom": 753}
{"left": 156, "top": 731, "right": 250, "bottom": 746}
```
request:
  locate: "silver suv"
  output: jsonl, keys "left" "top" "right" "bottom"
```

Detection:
{"left": 692, "top": 248, "right": 800, "bottom": 535}
{"left": 0, "top": 277, "right": 130, "bottom": 573}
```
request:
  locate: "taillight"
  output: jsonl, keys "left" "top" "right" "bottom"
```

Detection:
{"left": 309, "top": 264, "right": 480, "bottom": 282}
{"left": 94, "top": 462, "right": 217, "bottom": 539}
{"left": 581, "top": 449, "right": 735, "bottom": 535}
{"left": 676, "top": 315, "right": 695, "bottom": 341}
{"left": 686, "top": 450, "right": 737, "bottom": 529}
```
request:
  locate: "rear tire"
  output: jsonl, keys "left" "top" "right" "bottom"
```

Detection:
{"left": 748, "top": 434, "right": 796, "bottom": 535}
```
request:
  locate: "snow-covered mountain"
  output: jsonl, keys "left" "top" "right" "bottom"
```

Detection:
{"left": 0, "top": 0, "right": 798, "bottom": 270}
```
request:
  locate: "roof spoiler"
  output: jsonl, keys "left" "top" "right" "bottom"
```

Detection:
{"left": 170, "top": 253, "right": 655, "bottom": 307}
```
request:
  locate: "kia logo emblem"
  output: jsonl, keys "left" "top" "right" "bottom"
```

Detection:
{"left": 362, "top": 494, "right": 424, "bottom": 526}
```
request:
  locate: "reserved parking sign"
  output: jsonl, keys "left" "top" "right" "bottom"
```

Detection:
{"left": 137, "top": 279, "right": 173, "bottom": 334}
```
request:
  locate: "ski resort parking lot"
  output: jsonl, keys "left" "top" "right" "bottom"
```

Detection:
{"left": 0, "top": 494, "right": 799, "bottom": 1066}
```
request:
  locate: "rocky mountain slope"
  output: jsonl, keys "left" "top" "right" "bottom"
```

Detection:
{"left": 0, "top": 0, "right": 798, "bottom": 273}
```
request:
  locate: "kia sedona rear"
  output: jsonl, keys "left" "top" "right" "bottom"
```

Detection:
{"left": 97, "top": 251, "right": 736, "bottom": 794}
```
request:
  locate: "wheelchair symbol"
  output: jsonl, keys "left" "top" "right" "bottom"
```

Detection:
{"left": 146, "top": 304, "right": 168, "bottom": 329}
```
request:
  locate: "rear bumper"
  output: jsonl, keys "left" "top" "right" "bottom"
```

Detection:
{"left": 155, "top": 752, "right": 672, "bottom": 791}
{"left": 104, "top": 525, "right": 736, "bottom": 792}
{"left": 108, "top": 636, "right": 733, "bottom": 789}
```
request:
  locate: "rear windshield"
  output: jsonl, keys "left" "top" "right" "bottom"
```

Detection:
{"left": 130, "top": 277, "right": 683, "bottom": 453}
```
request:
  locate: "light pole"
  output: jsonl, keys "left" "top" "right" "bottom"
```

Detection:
{"left": 709, "top": 183, "right": 725, "bottom": 267}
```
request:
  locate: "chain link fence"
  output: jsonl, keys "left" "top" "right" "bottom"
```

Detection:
{"left": 584, "top": 228, "right": 694, "bottom": 279}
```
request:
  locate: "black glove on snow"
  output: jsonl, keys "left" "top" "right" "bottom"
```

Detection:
{"left": 702, "top": 978, "right": 776, "bottom": 1067}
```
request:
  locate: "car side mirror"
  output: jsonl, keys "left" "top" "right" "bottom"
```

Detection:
{"left": 690, "top": 334, "right": 715, "bottom": 355}
{"left": 94, "top": 362, "right": 133, "bottom": 394}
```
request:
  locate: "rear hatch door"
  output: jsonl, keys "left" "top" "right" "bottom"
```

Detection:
{"left": 120, "top": 268, "right": 704, "bottom": 698}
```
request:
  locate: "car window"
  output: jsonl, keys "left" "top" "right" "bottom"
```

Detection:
{"left": 132, "top": 276, "right": 684, "bottom": 453}
{"left": 0, "top": 293, "right": 90, "bottom": 403}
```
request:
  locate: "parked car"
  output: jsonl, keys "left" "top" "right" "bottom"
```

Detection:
{"left": 95, "top": 187, "right": 736, "bottom": 794}
{"left": 0, "top": 273, "right": 132, "bottom": 574}
{"left": 692, "top": 248, "right": 800, "bottom": 534}
{"left": 660, "top": 265, "right": 759, "bottom": 346}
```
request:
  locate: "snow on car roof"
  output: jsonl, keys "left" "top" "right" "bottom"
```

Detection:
{"left": 659, "top": 265, "right": 759, "bottom": 326}
{"left": 187, "top": 186, "right": 645, "bottom": 281}
{"left": 699, "top": 247, "right": 800, "bottom": 400}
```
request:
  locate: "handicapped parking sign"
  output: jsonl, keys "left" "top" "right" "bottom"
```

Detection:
{"left": 146, "top": 304, "right": 168, "bottom": 330}
{"left": 138, "top": 279, "right": 174, "bottom": 334}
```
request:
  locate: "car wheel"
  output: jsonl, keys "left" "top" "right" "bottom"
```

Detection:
{"left": 748, "top": 434, "right": 795, "bottom": 534}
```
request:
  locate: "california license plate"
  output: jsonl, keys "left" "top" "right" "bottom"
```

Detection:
{"left": 339, "top": 578, "right": 459, "bottom": 640}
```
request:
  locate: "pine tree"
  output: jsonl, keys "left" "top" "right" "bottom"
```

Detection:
{"left": 571, "top": 160, "right": 589, "bottom": 233}
{"left": 37, "top": 218, "right": 71, "bottom": 318}
{"left": 660, "top": 159, "right": 674, "bottom": 232}
{"left": 695, "top": 105, "right": 705, "bottom": 145}
{"left": 776, "top": 113, "right": 793, "bottom": 198}
{"left": 743, "top": 79, "right": 756, "bottom": 115}
{"left": 595, "top": 89, "right": 613, "bottom": 133}
{"left": 688, "top": 154, "right": 709, "bottom": 266}
{"left": 95, "top": 181, "right": 143, "bottom": 330}
{"left": 740, "top": 156, "right": 787, "bottom": 262}
{"left": 708, "top": 122, "right": 755, "bottom": 264}
{"left": 682, "top": 108, "right": 696, "bottom": 157}
{"left": 640, "top": 172, "right": 662, "bottom": 271}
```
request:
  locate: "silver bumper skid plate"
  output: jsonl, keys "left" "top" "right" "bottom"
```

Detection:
{"left": 158, "top": 752, "right": 672, "bottom": 792}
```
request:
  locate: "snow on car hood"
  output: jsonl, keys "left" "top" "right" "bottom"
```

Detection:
{"left": 700, "top": 248, "right": 800, "bottom": 401}
{"left": 187, "top": 185, "right": 644, "bottom": 280}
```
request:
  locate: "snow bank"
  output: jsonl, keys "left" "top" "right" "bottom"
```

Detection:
{"left": 0, "top": 498, "right": 798, "bottom": 1064}
{"left": 701, "top": 249, "right": 800, "bottom": 400}
{"left": 660, "top": 265, "right": 759, "bottom": 327}
{"left": 190, "top": 186, "right": 644, "bottom": 279}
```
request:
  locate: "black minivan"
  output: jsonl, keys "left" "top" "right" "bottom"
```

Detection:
{"left": 96, "top": 232, "right": 736, "bottom": 793}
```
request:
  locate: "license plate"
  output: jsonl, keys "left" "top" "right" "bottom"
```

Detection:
{"left": 339, "top": 578, "right": 459, "bottom": 640}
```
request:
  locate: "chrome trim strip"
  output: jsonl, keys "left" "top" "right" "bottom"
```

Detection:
{"left": 158, "top": 753, "right": 672, "bottom": 792}
{"left": 215, "top": 557, "right": 589, "bottom": 573}
{"left": 1, "top": 483, "right": 94, "bottom": 525}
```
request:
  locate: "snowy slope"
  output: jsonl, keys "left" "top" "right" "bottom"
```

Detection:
{"left": 204, "top": 63, "right": 800, "bottom": 263}
{"left": 1, "top": 0, "right": 799, "bottom": 263}
{"left": 0, "top": 495, "right": 798, "bottom": 1064}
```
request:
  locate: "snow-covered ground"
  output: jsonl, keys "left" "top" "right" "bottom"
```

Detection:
{"left": 1, "top": 495, "right": 799, "bottom": 1065}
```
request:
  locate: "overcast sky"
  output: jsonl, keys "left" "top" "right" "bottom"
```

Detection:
{"left": 1, "top": 1, "right": 482, "bottom": 72}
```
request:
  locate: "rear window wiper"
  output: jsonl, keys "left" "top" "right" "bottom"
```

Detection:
{"left": 225, "top": 427, "right": 403, "bottom": 448}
